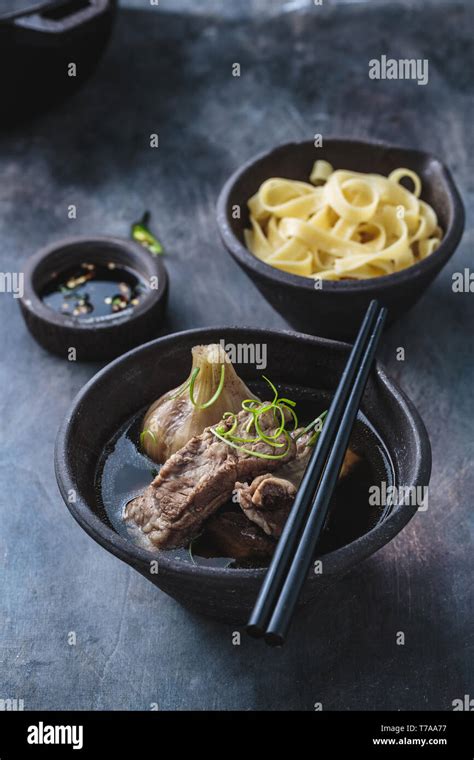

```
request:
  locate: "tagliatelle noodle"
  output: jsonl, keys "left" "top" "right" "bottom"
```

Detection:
{"left": 244, "top": 161, "right": 443, "bottom": 280}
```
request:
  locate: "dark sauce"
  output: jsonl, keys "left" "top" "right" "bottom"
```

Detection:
{"left": 95, "top": 384, "right": 394, "bottom": 570}
{"left": 41, "top": 262, "right": 146, "bottom": 321}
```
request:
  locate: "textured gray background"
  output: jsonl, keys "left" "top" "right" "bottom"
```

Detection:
{"left": 0, "top": 0, "right": 472, "bottom": 710}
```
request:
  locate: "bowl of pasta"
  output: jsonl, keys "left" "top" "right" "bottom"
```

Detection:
{"left": 217, "top": 139, "right": 464, "bottom": 340}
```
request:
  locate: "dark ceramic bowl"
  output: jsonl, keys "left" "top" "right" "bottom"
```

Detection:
{"left": 217, "top": 139, "right": 465, "bottom": 340}
{"left": 0, "top": 0, "right": 117, "bottom": 125}
{"left": 55, "top": 327, "right": 431, "bottom": 624}
{"left": 19, "top": 236, "right": 168, "bottom": 361}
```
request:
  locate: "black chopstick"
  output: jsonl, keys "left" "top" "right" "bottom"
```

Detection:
{"left": 246, "top": 301, "right": 381, "bottom": 637}
{"left": 246, "top": 299, "right": 383, "bottom": 638}
{"left": 264, "top": 305, "right": 387, "bottom": 646}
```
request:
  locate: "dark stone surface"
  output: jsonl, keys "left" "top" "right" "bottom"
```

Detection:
{"left": 0, "top": 0, "right": 472, "bottom": 710}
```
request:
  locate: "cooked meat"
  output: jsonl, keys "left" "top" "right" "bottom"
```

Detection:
{"left": 236, "top": 475, "right": 296, "bottom": 538}
{"left": 234, "top": 428, "right": 310, "bottom": 537}
{"left": 339, "top": 448, "right": 361, "bottom": 479}
{"left": 235, "top": 442, "right": 361, "bottom": 538}
{"left": 197, "top": 511, "right": 275, "bottom": 562}
{"left": 124, "top": 405, "right": 296, "bottom": 548}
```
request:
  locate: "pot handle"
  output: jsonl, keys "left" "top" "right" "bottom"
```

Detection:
{"left": 14, "top": 0, "right": 111, "bottom": 34}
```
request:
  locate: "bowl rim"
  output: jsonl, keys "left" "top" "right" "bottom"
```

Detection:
{"left": 0, "top": 0, "right": 112, "bottom": 23}
{"left": 0, "top": 0, "right": 64, "bottom": 23}
{"left": 19, "top": 234, "right": 168, "bottom": 332}
{"left": 55, "top": 326, "right": 432, "bottom": 582}
{"left": 216, "top": 138, "right": 465, "bottom": 292}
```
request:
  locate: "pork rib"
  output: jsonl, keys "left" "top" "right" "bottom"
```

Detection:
{"left": 235, "top": 439, "right": 361, "bottom": 538}
{"left": 124, "top": 406, "right": 296, "bottom": 548}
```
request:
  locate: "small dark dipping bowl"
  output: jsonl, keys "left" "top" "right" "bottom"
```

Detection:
{"left": 55, "top": 327, "right": 431, "bottom": 624}
{"left": 217, "top": 139, "right": 465, "bottom": 340}
{"left": 19, "top": 236, "right": 168, "bottom": 361}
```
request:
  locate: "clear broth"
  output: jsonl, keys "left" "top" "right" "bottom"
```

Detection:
{"left": 95, "top": 384, "right": 394, "bottom": 569}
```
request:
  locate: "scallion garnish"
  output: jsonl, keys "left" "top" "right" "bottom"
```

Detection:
{"left": 209, "top": 373, "right": 330, "bottom": 461}
{"left": 167, "top": 375, "right": 193, "bottom": 401}
{"left": 188, "top": 537, "right": 198, "bottom": 565}
{"left": 210, "top": 376, "right": 299, "bottom": 460}
{"left": 212, "top": 426, "right": 293, "bottom": 461}
{"left": 189, "top": 364, "right": 226, "bottom": 409}
{"left": 140, "top": 428, "right": 157, "bottom": 447}
{"left": 296, "top": 410, "right": 328, "bottom": 445}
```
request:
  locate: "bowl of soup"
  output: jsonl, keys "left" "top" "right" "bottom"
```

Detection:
{"left": 55, "top": 327, "right": 431, "bottom": 623}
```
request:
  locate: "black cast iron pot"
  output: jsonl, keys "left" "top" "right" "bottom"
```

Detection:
{"left": 0, "top": 0, "right": 116, "bottom": 124}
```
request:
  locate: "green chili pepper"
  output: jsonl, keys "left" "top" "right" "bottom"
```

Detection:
{"left": 131, "top": 211, "right": 163, "bottom": 255}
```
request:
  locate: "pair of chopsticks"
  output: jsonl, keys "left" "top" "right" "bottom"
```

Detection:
{"left": 247, "top": 299, "right": 388, "bottom": 646}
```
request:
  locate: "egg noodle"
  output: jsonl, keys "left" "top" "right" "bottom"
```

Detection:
{"left": 244, "top": 161, "right": 443, "bottom": 280}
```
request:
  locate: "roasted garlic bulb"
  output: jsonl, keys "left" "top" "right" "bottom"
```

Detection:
{"left": 141, "top": 344, "right": 257, "bottom": 463}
